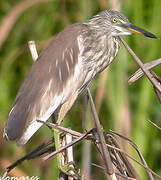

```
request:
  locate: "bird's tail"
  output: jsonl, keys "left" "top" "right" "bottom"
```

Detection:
{"left": 3, "top": 103, "right": 44, "bottom": 146}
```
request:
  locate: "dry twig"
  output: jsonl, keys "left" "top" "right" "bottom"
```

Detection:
{"left": 128, "top": 58, "right": 161, "bottom": 83}
{"left": 120, "top": 38, "right": 161, "bottom": 93}
{"left": 87, "top": 89, "right": 117, "bottom": 180}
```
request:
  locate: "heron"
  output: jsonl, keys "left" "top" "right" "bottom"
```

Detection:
{"left": 4, "top": 10, "right": 157, "bottom": 147}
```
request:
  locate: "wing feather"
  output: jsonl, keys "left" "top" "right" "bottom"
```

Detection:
{"left": 4, "top": 23, "right": 89, "bottom": 146}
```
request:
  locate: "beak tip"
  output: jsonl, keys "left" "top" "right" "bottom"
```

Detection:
{"left": 147, "top": 33, "right": 159, "bottom": 39}
{"left": 127, "top": 24, "right": 158, "bottom": 39}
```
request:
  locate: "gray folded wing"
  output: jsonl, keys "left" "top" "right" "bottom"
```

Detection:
{"left": 4, "top": 23, "right": 89, "bottom": 146}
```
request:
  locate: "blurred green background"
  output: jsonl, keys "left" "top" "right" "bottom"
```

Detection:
{"left": 0, "top": 0, "right": 160, "bottom": 179}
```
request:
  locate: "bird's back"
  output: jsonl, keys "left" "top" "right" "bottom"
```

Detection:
{"left": 4, "top": 23, "right": 89, "bottom": 146}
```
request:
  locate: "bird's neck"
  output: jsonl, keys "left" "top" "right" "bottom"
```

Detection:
{"left": 81, "top": 25, "right": 120, "bottom": 74}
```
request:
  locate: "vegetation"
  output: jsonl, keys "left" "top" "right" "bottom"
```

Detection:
{"left": 0, "top": 0, "right": 160, "bottom": 179}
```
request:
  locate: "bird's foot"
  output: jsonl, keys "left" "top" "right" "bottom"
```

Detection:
{"left": 59, "top": 161, "right": 81, "bottom": 179}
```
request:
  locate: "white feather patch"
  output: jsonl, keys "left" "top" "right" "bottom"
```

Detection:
{"left": 9, "top": 106, "right": 15, "bottom": 116}
{"left": 112, "top": 26, "right": 132, "bottom": 36}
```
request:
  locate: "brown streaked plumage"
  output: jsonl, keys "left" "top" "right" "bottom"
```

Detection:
{"left": 4, "top": 10, "right": 157, "bottom": 146}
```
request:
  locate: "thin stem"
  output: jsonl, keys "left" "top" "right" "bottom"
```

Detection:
{"left": 120, "top": 38, "right": 161, "bottom": 93}
{"left": 87, "top": 88, "right": 115, "bottom": 179}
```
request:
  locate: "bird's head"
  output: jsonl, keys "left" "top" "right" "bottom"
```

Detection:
{"left": 87, "top": 10, "right": 158, "bottom": 39}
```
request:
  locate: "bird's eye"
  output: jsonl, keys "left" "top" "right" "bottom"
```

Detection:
{"left": 112, "top": 18, "right": 118, "bottom": 23}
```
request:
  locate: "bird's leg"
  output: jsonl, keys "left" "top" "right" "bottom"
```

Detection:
{"left": 54, "top": 92, "right": 80, "bottom": 178}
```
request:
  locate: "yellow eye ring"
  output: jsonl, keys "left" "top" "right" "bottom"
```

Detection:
{"left": 112, "top": 18, "right": 117, "bottom": 23}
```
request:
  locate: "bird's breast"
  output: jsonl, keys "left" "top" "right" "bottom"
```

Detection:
{"left": 78, "top": 34, "right": 120, "bottom": 94}
{"left": 88, "top": 35, "right": 120, "bottom": 75}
